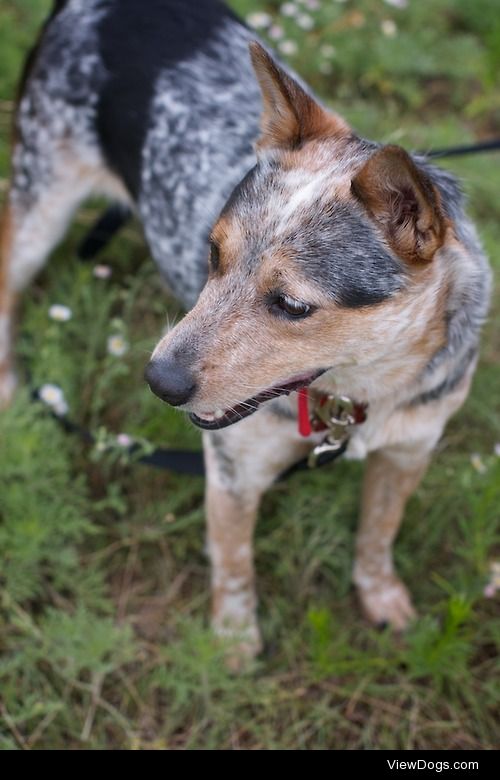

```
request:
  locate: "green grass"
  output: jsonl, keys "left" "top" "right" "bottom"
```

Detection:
{"left": 0, "top": 0, "right": 499, "bottom": 750}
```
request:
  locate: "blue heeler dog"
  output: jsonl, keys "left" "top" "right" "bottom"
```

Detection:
{"left": 0, "top": 0, "right": 491, "bottom": 666}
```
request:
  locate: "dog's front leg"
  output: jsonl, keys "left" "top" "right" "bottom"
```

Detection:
{"left": 353, "top": 445, "right": 430, "bottom": 630}
{"left": 205, "top": 466, "right": 261, "bottom": 668}
{"left": 203, "top": 410, "right": 311, "bottom": 667}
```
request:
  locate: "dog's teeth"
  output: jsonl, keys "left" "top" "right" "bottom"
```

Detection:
{"left": 214, "top": 409, "right": 225, "bottom": 419}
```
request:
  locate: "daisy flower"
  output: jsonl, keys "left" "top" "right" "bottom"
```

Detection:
{"left": 93, "top": 264, "right": 112, "bottom": 279}
{"left": 116, "top": 433, "right": 133, "bottom": 448}
{"left": 268, "top": 24, "right": 285, "bottom": 41}
{"left": 39, "top": 383, "right": 69, "bottom": 416}
{"left": 280, "top": 3, "right": 298, "bottom": 17}
{"left": 381, "top": 19, "right": 397, "bottom": 37}
{"left": 483, "top": 561, "right": 500, "bottom": 598}
{"left": 470, "top": 453, "right": 486, "bottom": 474}
{"left": 297, "top": 13, "right": 314, "bottom": 30}
{"left": 246, "top": 11, "right": 272, "bottom": 29}
{"left": 279, "top": 40, "right": 298, "bottom": 56}
{"left": 320, "top": 43, "right": 336, "bottom": 59}
{"left": 49, "top": 304, "right": 72, "bottom": 322}
{"left": 107, "top": 335, "right": 129, "bottom": 357}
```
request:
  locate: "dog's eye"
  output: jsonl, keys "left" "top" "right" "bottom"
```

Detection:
{"left": 209, "top": 242, "right": 220, "bottom": 272}
{"left": 275, "top": 294, "right": 312, "bottom": 318}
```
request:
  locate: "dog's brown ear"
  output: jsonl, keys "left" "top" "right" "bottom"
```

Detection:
{"left": 249, "top": 41, "right": 349, "bottom": 151}
{"left": 351, "top": 145, "right": 447, "bottom": 264}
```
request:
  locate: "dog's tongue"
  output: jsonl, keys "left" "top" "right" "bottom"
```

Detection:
{"left": 297, "top": 387, "right": 312, "bottom": 437}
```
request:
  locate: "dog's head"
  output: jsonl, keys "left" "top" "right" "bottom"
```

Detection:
{"left": 145, "top": 43, "right": 451, "bottom": 429}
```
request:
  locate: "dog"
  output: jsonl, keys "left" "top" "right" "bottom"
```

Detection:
{"left": 0, "top": 0, "right": 491, "bottom": 664}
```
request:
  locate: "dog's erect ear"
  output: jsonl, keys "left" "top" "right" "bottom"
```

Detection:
{"left": 249, "top": 41, "right": 349, "bottom": 151}
{"left": 351, "top": 146, "right": 447, "bottom": 264}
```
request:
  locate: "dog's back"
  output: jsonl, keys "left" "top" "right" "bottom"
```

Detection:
{"left": 8, "top": 0, "right": 261, "bottom": 306}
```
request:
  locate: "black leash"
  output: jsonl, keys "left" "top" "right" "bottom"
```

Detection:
{"left": 35, "top": 393, "right": 205, "bottom": 476}
{"left": 36, "top": 392, "right": 346, "bottom": 480}
{"left": 421, "top": 138, "right": 500, "bottom": 159}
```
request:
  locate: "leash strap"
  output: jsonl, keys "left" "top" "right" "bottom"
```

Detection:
{"left": 422, "top": 139, "right": 500, "bottom": 159}
{"left": 35, "top": 390, "right": 206, "bottom": 475}
{"left": 34, "top": 386, "right": 350, "bottom": 480}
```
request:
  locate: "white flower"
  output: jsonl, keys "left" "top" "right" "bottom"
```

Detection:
{"left": 107, "top": 335, "right": 129, "bottom": 357}
{"left": 494, "top": 443, "right": 500, "bottom": 457}
{"left": 278, "top": 40, "right": 298, "bottom": 56}
{"left": 246, "top": 11, "right": 272, "bottom": 29}
{"left": 303, "top": 0, "right": 320, "bottom": 10}
{"left": 297, "top": 13, "right": 314, "bottom": 30}
{"left": 93, "top": 264, "right": 112, "bottom": 279}
{"left": 381, "top": 19, "right": 397, "bottom": 37}
{"left": 39, "top": 384, "right": 64, "bottom": 406}
{"left": 319, "top": 62, "right": 333, "bottom": 75}
{"left": 484, "top": 561, "right": 500, "bottom": 598}
{"left": 280, "top": 3, "right": 298, "bottom": 17}
{"left": 470, "top": 453, "right": 487, "bottom": 474}
{"left": 49, "top": 304, "right": 72, "bottom": 322}
{"left": 384, "top": 0, "right": 408, "bottom": 8}
{"left": 116, "top": 433, "right": 133, "bottom": 448}
{"left": 268, "top": 24, "right": 285, "bottom": 40}
{"left": 320, "top": 43, "right": 337, "bottom": 58}
{"left": 39, "top": 383, "right": 68, "bottom": 416}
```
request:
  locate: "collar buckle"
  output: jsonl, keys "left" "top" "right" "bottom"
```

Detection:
{"left": 308, "top": 394, "right": 366, "bottom": 469}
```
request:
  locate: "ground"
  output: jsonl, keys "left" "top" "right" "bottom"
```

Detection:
{"left": 0, "top": 0, "right": 499, "bottom": 750}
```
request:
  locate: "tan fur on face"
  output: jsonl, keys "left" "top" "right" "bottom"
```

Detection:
{"left": 153, "top": 240, "right": 449, "bottom": 416}
{"left": 152, "top": 135, "right": 447, "bottom": 416}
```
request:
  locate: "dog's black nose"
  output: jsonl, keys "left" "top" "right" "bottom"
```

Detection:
{"left": 144, "top": 359, "right": 196, "bottom": 406}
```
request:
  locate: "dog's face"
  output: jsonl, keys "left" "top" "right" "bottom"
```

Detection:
{"left": 146, "top": 43, "right": 450, "bottom": 429}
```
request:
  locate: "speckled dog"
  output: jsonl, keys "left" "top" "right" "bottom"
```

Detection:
{"left": 1, "top": 0, "right": 491, "bottom": 663}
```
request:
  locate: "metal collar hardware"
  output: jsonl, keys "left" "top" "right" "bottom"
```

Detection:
{"left": 308, "top": 394, "right": 367, "bottom": 468}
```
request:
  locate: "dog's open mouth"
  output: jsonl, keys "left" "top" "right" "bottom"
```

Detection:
{"left": 189, "top": 369, "right": 326, "bottom": 430}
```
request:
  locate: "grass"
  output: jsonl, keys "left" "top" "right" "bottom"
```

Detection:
{"left": 0, "top": 0, "right": 499, "bottom": 750}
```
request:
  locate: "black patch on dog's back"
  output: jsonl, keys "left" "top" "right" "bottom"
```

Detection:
{"left": 96, "top": 0, "right": 242, "bottom": 197}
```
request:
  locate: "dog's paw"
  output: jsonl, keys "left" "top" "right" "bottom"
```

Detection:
{"left": 212, "top": 619, "right": 262, "bottom": 673}
{"left": 0, "top": 369, "right": 17, "bottom": 410}
{"left": 357, "top": 576, "right": 416, "bottom": 631}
